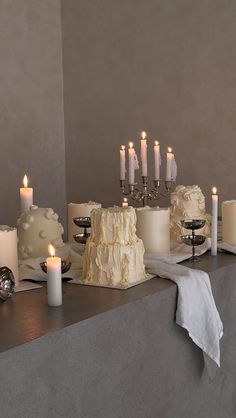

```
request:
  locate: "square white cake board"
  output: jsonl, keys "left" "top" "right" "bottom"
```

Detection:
{"left": 69, "top": 273, "right": 156, "bottom": 290}
{"left": 15, "top": 281, "right": 42, "bottom": 292}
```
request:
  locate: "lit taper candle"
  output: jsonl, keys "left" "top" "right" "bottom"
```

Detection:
{"left": 211, "top": 187, "right": 218, "bottom": 256}
{"left": 166, "top": 147, "right": 174, "bottom": 181}
{"left": 46, "top": 244, "right": 62, "bottom": 307}
{"left": 20, "top": 174, "right": 33, "bottom": 214}
{"left": 120, "top": 145, "right": 126, "bottom": 181}
{"left": 128, "top": 142, "right": 135, "bottom": 185}
{"left": 154, "top": 140, "right": 161, "bottom": 180}
{"left": 140, "top": 131, "right": 148, "bottom": 177}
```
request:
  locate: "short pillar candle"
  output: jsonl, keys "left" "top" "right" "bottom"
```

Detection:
{"left": 46, "top": 245, "right": 62, "bottom": 307}
{"left": 20, "top": 174, "right": 33, "bottom": 214}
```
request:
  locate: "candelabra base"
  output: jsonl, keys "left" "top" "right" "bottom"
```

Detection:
{"left": 120, "top": 178, "right": 174, "bottom": 207}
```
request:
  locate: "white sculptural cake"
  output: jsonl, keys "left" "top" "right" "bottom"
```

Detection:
{"left": 82, "top": 206, "right": 146, "bottom": 287}
{"left": 136, "top": 207, "right": 170, "bottom": 254}
{"left": 170, "top": 185, "right": 211, "bottom": 242}
{"left": 17, "top": 206, "right": 64, "bottom": 259}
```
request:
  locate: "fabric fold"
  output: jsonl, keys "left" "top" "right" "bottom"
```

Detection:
{"left": 144, "top": 254, "right": 223, "bottom": 375}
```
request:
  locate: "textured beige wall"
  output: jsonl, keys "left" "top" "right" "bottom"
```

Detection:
{"left": 0, "top": 1, "right": 66, "bottom": 226}
{"left": 62, "top": 0, "right": 236, "bottom": 211}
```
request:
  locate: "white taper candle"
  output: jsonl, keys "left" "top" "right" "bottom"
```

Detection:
{"left": 211, "top": 187, "right": 218, "bottom": 256}
{"left": 140, "top": 131, "right": 148, "bottom": 177}
{"left": 154, "top": 140, "right": 160, "bottom": 180}
{"left": 128, "top": 142, "right": 135, "bottom": 185}
{"left": 166, "top": 147, "right": 173, "bottom": 181}
{"left": 120, "top": 145, "right": 126, "bottom": 180}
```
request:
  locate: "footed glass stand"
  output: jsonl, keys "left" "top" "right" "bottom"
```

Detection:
{"left": 73, "top": 217, "right": 91, "bottom": 245}
{"left": 181, "top": 219, "right": 206, "bottom": 261}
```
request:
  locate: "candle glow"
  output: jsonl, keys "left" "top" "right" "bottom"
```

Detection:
{"left": 154, "top": 140, "right": 159, "bottom": 146}
{"left": 48, "top": 244, "right": 55, "bottom": 257}
{"left": 167, "top": 147, "right": 172, "bottom": 153}
{"left": 141, "top": 131, "right": 147, "bottom": 140}
{"left": 129, "top": 142, "right": 134, "bottom": 149}
{"left": 121, "top": 145, "right": 125, "bottom": 150}
{"left": 212, "top": 187, "right": 217, "bottom": 195}
{"left": 23, "top": 174, "right": 28, "bottom": 188}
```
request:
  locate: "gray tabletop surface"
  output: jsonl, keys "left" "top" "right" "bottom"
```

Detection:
{"left": 0, "top": 251, "right": 235, "bottom": 353}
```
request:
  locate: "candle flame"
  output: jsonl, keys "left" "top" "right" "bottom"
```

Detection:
{"left": 48, "top": 244, "right": 55, "bottom": 257}
{"left": 23, "top": 174, "right": 28, "bottom": 188}
{"left": 212, "top": 187, "right": 217, "bottom": 195}
{"left": 129, "top": 142, "right": 134, "bottom": 149}
{"left": 154, "top": 140, "right": 159, "bottom": 146}
{"left": 167, "top": 147, "right": 172, "bottom": 153}
{"left": 121, "top": 145, "right": 125, "bottom": 150}
{"left": 123, "top": 198, "right": 128, "bottom": 203}
{"left": 141, "top": 131, "right": 147, "bottom": 140}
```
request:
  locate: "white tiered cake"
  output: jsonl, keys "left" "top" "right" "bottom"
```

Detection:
{"left": 82, "top": 206, "right": 146, "bottom": 287}
{"left": 170, "top": 185, "right": 211, "bottom": 242}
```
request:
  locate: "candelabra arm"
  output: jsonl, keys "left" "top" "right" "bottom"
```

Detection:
{"left": 120, "top": 180, "right": 130, "bottom": 196}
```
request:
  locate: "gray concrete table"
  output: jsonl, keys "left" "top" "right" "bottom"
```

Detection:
{"left": 0, "top": 252, "right": 236, "bottom": 418}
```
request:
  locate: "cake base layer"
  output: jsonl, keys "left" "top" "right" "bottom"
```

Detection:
{"left": 83, "top": 240, "right": 145, "bottom": 287}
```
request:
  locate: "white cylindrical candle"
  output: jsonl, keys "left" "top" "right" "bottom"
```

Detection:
{"left": 67, "top": 201, "right": 102, "bottom": 243}
{"left": 20, "top": 174, "right": 33, "bottom": 214}
{"left": 211, "top": 187, "right": 218, "bottom": 256}
{"left": 46, "top": 245, "right": 62, "bottom": 307}
{"left": 154, "top": 140, "right": 160, "bottom": 180}
{"left": 222, "top": 200, "right": 236, "bottom": 245}
{"left": 120, "top": 145, "right": 126, "bottom": 181}
{"left": 0, "top": 226, "right": 19, "bottom": 287}
{"left": 166, "top": 147, "right": 174, "bottom": 181}
{"left": 136, "top": 207, "right": 170, "bottom": 253}
{"left": 128, "top": 142, "right": 135, "bottom": 185}
{"left": 140, "top": 131, "right": 148, "bottom": 177}
{"left": 122, "top": 198, "right": 128, "bottom": 208}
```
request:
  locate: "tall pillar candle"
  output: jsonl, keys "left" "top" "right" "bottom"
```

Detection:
{"left": 136, "top": 207, "right": 170, "bottom": 253}
{"left": 211, "top": 187, "right": 218, "bottom": 256}
{"left": 166, "top": 147, "right": 174, "bottom": 181}
{"left": 128, "top": 142, "right": 135, "bottom": 185}
{"left": 67, "top": 201, "right": 102, "bottom": 243}
{"left": 0, "top": 226, "right": 19, "bottom": 286}
{"left": 140, "top": 131, "right": 148, "bottom": 177}
{"left": 119, "top": 145, "right": 126, "bottom": 181}
{"left": 222, "top": 200, "right": 236, "bottom": 245}
{"left": 46, "top": 245, "right": 62, "bottom": 307}
{"left": 20, "top": 174, "right": 33, "bottom": 214}
{"left": 154, "top": 141, "right": 160, "bottom": 180}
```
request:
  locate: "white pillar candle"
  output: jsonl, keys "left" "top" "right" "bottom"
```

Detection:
{"left": 46, "top": 245, "right": 62, "bottom": 307}
{"left": 140, "top": 131, "right": 148, "bottom": 177}
{"left": 154, "top": 140, "right": 161, "bottom": 180}
{"left": 211, "top": 187, "right": 218, "bottom": 256}
{"left": 20, "top": 174, "right": 33, "bottom": 214}
{"left": 136, "top": 207, "right": 170, "bottom": 254}
{"left": 122, "top": 198, "right": 128, "bottom": 208}
{"left": 128, "top": 142, "right": 135, "bottom": 185}
{"left": 221, "top": 200, "right": 236, "bottom": 245}
{"left": 166, "top": 147, "right": 174, "bottom": 181}
{"left": 0, "top": 226, "right": 19, "bottom": 287}
{"left": 119, "top": 145, "right": 126, "bottom": 181}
